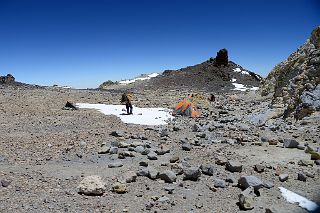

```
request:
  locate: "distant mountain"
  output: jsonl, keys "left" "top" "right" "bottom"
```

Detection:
{"left": 100, "top": 49, "right": 262, "bottom": 93}
{"left": 261, "top": 26, "right": 320, "bottom": 119}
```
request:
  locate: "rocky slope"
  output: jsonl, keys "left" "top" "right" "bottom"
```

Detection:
{"left": 260, "top": 26, "right": 320, "bottom": 120}
{"left": 100, "top": 49, "right": 262, "bottom": 93}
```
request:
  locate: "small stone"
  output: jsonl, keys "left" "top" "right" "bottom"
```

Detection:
{"left": 170, "top": 156, "right": 179, "bottom": 163}
{"left": 315, "top": 160, "right": 320, "bottom": 165}
{"left": 109, "top": 147, "right": 119, "bottom": 154}
{"left": 159, "top": 170, "right": 176, "bottom": 183}
{"left": 118, "top": 152, "right": 126, "bottom": 159}
{"left": 225, "top": 175, "right": 237, "bottom": 184}
{"left": 80, "top": 141, "right": 87, "bottom": 147}
{"left": 111, "top": 141, "right": 120, "bottom": 147}
{"left": 268, "top": 139, "right": 278, "bottom": 145}
{"left": 279, "top": 174, "right": 289, "bottom": 182}
{"left": 183, "top": 167, "right": 201, "bottom": 181}
{"left": 148, "top": 167, "right": 159, "bottom": 180}
{"left": 112, "top": 182, "right": 127, "bottom": 194}
{"left": 141, "top": 148, "right": 150, "bottom": 155}
{"left": 134, "top": 146, "right": 145, "bottom": 153}
{"left": 155, "top": 146, "right": 170, "bottom": 155}
{"left": 182, "top": 143, "right": 192, "bottom": 151}
{"left": 139, "top": 161, "right": 148, "bottom": 167}
{"left": 297, "top": 144, "right": 305, "bottom": 150}
{"left": 137, "top": 168, "right": 149, "bottom": 177}
{"left": 121, "top": 171, "right": 137, "bottom": 183}
{"left": 119, "top": 141, "right": 130, "bottom": 148}
{"left": 171, "top": 163, "right": 183, "bottom": 175}
{"left": 215, "top": 156, "right": 228, "bottom": 165}
{"left": 110, "top": 131, "right": 124, "bottom": 137}
{"left": 164, "top": 186, "right": 175, "bottom": 194}
{"left": 263, "top": 181, "right": 274, "bottom": 189}
{"left": 283, "top": 139, "right": 299, "bottom": 148}
{"left": 147, "top": 151, "right": 158, "bottom": 160}
{"left": 207, "top": 184, "right": 217, "bottom": 192}
{"left": 297, "top": 172, "right": 307, "bottom": 182}
{"left": 226, "top": 161, "right": 243, "bottom": 172}
{"left": 304, "top": 171, "right": 315, "bottom": 178}
{"left": 238, "top": 176, "right": 264, "bottom": 190}
{"left": 254, "top": 164, "right": 265, "bottom": 173}
{"left": 98, "top": 146, "right": 109, "bottom": 154}
{"left": 239, "top": 186, "right": 255, "bottom": 210}
{"left": 158, "top": 196, "right": 170, "bottom": 203}
{"left": 214, "top": 179, "right": 226, "bottom": 188}
{"left": 108, "top": 161, "right": 123, "bottom": 168}
{"left": 78, "top": 175, "right": 106, "bottom": 196}
{"left": 1, "top": 180, "right": 11, "bottom": 187}
{"left": 200, "top": 164, "right": 215, "bottom": 176}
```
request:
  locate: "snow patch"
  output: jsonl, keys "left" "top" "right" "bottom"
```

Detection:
{"left": 279, "top": 187, "right": 319, "bottom": 212}
{"left": 53, "top": 85, "right": 71, "bottom": 89}
{"left": 231, "top": 78, "right": 237, "bottom": 82}
{"left": 119, "top": 73, "right": 159, "bottom": 85}
{"left": 76, "top": 103, "right": 173, "bottom": 125}
{"left": 233, "top": 67, "right": 250, "bottom": 75}
{"left": 232, "top": 83, "right": 258, "bottom": 91}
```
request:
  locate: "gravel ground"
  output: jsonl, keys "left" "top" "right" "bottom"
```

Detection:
{"left": 0, "top": 85, "right": 319, "bottom": 213}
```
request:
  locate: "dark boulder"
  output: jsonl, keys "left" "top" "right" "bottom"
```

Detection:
{"left": 215, "top": 48, "right": 228, "bottom": 66}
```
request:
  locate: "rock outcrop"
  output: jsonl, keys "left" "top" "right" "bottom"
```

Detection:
{"left": 0, "top": 74, "right": 15, "bottom": 83}
{"left": 260, "top": 26, "right": 320, "bottom": 119}
{"left": 215, "top": 48, "right": 228, "bottom": 66}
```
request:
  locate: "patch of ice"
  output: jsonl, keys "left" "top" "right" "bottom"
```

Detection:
{"left": 53, "top": 85, "right": 71, "bottom": 89}
{"left": 76, "top": 103, "right": 173, "bottom": 125}
{"left": 232, "top": 83, "right": 259, "bottom": 91}
{"left": 233, "top": 67, "right": 250, "bottom": 75}
{"left": 119, "top": 73, "right": 159, "bottom": 85}
{"left": 279, "top": 187, "right": 319, "bottom": 212}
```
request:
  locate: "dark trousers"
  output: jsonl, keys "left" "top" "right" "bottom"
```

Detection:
{"left": 126, "top": 103, "right": 133, "bottom": 114}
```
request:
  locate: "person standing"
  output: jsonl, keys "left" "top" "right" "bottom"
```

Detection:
{"left": 121, "top": 92, "right": 133, "bottom": 114}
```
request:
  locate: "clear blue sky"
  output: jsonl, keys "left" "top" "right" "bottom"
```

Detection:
{"left": 0, "top": 0, "right": 319, "bottom": 88}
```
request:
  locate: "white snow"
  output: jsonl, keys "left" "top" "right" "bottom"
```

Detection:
{"left": 119, "top": 73, "right": 159, "bottom": 85}
{"left": 76, "top": 103, "right": 173, "bottom": 125}
{"left": 231, "top": 78, "right": 237, "bottom": 82}
{"left": 233, "top": 67, "right": 250, "bottom": 75}
{"left": 53, "top": 85, "right": 71, "bottom": 89}
{"left": 232, "top": 83, "right": 259, "bottom": 91}
{"left": 279, "top": 187, "right": 319, "bottom": 212}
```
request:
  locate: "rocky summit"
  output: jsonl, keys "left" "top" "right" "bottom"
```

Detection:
{"left": 100, "top": 48, "right": 262, "bottom": 93}
{"left": 1, "top": 30, "right": 320, "bottom": 212}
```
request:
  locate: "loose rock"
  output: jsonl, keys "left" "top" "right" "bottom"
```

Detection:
{"left": 78, "top": 175, "right": 106, "bottom": 196}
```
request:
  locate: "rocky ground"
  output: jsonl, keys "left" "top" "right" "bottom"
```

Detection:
{"left": 0, "top": 84, "right": 319, "bottom": 213}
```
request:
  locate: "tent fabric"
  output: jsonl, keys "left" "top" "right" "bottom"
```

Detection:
{"left": 174, "top": 99, "right": 200, "bottom": 117}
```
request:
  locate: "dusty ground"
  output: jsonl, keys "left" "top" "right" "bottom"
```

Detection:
{"left": 0, "top": 85, "right": 319, "bottom": 213}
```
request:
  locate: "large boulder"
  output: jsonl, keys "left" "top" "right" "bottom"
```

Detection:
{"left": 78, "top": 175, "right": 106, "bottom": 196}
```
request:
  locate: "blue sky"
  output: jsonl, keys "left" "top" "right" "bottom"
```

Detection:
{"left": 0, "top": 0, "right": 319, "bottom": 88}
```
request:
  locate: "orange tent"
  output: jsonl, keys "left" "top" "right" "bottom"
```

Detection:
{"left": 174, "top": 99, "right": 200, "bottom": 117}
